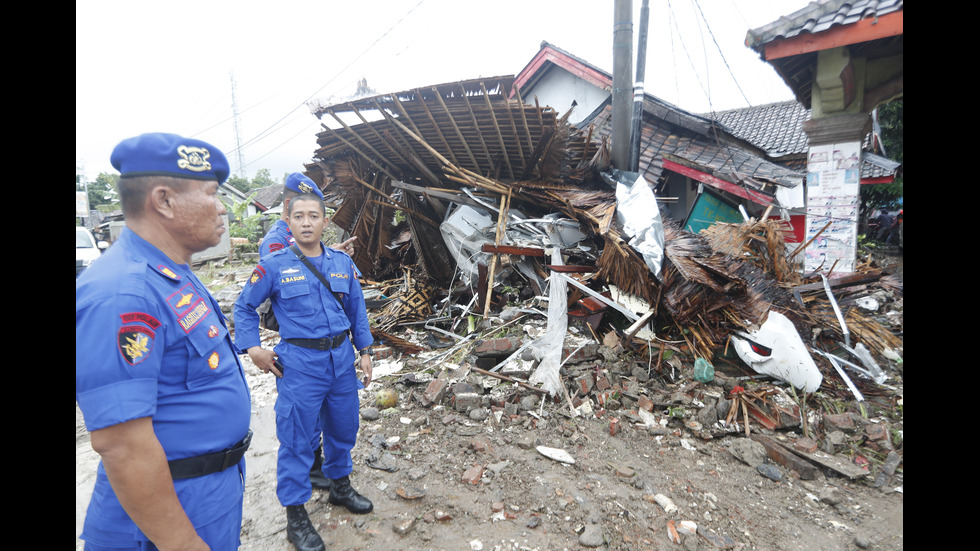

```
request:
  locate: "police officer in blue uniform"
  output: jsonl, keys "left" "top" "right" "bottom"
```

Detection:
{"left": 258, "top": 173, "right": 358, "bottom": 493}
{"left": 235, "top": 192, "right": 374, "bottom": 551}
{"left": 76, "top": 133, "right": 252, "bottom": 550}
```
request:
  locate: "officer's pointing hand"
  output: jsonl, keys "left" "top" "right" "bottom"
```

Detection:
{"left": 331, "top": 236, "right": 356, "bottom": 256}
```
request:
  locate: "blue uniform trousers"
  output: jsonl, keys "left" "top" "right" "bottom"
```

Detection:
{"left": 274, "top": 344, "right": 360, "bottom": 507}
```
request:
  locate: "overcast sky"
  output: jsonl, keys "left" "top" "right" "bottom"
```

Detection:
{"left": 76, "top": 0, "right": 812, "bottom": 183}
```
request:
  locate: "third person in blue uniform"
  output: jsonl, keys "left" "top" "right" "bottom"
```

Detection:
{"left": 234, "top": 192, "right": 374, "bottom": 551}
{"left": 257, "top": 172, "right": 357, "bottom": 493}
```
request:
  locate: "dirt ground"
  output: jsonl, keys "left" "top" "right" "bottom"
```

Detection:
{"left": 76, "top": 351, "right": 903, "bottom": 551}
{"left": 76, "top": 245, "right": 903, "bottom": 551}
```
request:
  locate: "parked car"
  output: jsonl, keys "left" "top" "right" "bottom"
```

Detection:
{"left": 76, "top": 226, "right": 108, "bottom": 277}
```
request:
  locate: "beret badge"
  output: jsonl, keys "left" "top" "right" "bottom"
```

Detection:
{"left": 177, "top": 145, "right": 212, "bottom": 173}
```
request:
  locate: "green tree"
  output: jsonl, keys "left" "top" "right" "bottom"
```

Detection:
{"left": 251, "top": 168, "right": 277, "bottom": 189}
{"left": 226, "top": 174, "right": 251, "bottom": 194}
{"left": 77, "top": 172, "right": 120, "bottom": 209}
{"left": 861, "top": 99, "right": 903, "bottom": 214}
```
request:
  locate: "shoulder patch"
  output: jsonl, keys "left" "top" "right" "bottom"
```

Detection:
{"left": 250, "top": 265, "right": 266, "bottom": 285}
{"left": 268, "top": 242, "right": 284, "bottom": 253}
{"left": 120, "top": 312, "right": 161, "bottom": 330}
{"left": 157, "top": 265, "right": 181, "bottom": 280}
{"left": 118, "top": 326, "right": 155, "bottom": 365}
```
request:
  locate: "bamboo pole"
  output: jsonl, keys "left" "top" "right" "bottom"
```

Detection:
{"left": 482, "top": 189, "right": 511, "bottom": 320}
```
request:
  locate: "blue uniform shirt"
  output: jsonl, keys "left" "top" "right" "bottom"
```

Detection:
{"left": 76, "top": 227, "right": 251, "bottom": 546}
{"left": 235, "top": 243, "right": 373, "bottom": 373}
{"left": 261, "top": 218, "right": 362, "bottom": 277}
{"left": 259, "top": 219, "right": 294, "bottom": 257}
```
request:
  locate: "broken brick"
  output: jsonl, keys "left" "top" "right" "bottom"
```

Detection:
{"left": 472, "top": 337, "right": 522, "bottom": 356}
{"left": 422, "top": 379, "right": 448, "bottom": 406}
{"left": 637, "top": 395, "right": 654, "bottom": 412}
{"left": 793, "top": 437, "right": 819, "bottom": 454}
{"left": 461, "top": 464, "right": 484, "bottom": 484}
{"left": 823, "top": 413, "right": 855, "bottom": 432}
{"left": 609, "top": 417, "right": 621, "bottom": 436}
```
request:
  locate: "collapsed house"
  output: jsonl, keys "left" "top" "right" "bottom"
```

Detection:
{"left": 299, "top": 68, "right": 900, "bottom": 409}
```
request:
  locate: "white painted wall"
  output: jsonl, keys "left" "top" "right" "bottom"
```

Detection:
{"left": 524, "top": 69, "right": 609, "bottom": 125}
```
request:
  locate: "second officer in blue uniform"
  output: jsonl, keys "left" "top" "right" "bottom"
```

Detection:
{"left": 235, "top": 192, "right": 373, "bottom": 551}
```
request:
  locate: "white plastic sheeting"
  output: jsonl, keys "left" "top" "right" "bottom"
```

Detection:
{"left": 602, "top": 169, "right": 665, "bottom": 278}
{"left": 527, "top": 249, "right": 569, "bottom": 396}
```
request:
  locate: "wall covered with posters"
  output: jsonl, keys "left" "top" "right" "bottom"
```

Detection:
{"left": 804, "top": 142, "right": 861, "bottom": 273}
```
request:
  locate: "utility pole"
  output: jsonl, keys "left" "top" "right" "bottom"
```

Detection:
{"left": 611, "top": 0, "right": 633, "bottom": 170}
{"left": 230, "top": 71, "right": 247, "bottom": 179}
{"left": 629, "top": 0, "right": 650, "bottom": 172}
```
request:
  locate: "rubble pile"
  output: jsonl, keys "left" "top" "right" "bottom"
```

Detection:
{"left": 282, "top": 77, "right": 906, "bottom": 491}
{"left": 205, "top": 78, "right": 903, "bottom": 547}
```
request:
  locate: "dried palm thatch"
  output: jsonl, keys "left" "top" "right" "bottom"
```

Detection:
{"left": 804, "top": 301, "right": 903, "bottom": 359}
{"left": 654, "top": 219, "right": 798, "bottom": 358}
{"left": 595, "top": 230, "right": 659, "bottom": 305}
{"left": 700, "top": 218, "right": 802, "bottom": 285}
{"left": 371, "top": 328, "right": 426, "bottom": 355}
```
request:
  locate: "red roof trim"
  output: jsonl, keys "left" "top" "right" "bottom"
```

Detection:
{"left": 663, "top": 159, "right": 772, "bottom": 207}
{"left": 763, "top": 11, "right": 903, "bottom": 61}
{"left": 512, "top": 44, "right": 611, "bottom": 97}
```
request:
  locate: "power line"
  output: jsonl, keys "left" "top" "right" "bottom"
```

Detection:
{"left": 692, "top": 0, "right": 751, "bottom": 109}
{"left": 232, "top": 1, "right": 428, "bottom": 174}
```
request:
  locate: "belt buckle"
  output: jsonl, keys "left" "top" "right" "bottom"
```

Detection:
{"left": 220, "top": 430, "right": 252, "bottom": 471}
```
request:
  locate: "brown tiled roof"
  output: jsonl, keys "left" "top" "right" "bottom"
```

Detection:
{"left": 710, "top": 101, "right": 810, "bottom": 159}
{"left": 250, "top": 184, "right": 283, "bottom": 211}
{"left": 579, "top": 98, "right": 804, "bottom": 191}
{"left": 708, "top": 101, "right": 901, "bottom": 180}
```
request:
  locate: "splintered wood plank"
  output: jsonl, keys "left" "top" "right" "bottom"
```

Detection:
{"left": 750, "top": 434, "right": 820, "bottom": 480}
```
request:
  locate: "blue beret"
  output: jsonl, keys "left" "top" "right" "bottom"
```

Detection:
{"left": 284, "top": 172, "right": 323, "bottom": 199}
{"left": 110, "top": 133, "right": 230, "bottom": 184}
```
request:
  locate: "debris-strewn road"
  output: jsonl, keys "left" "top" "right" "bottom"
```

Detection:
{"left": 78, "top": 348, "right": 903, "bottom": 551}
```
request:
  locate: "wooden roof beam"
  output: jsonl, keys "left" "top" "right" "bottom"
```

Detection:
{"left": 413, "top": 88, "right": 460, "bottom": 167}
{"left": 459, "top": 83, "right": 494, "bottom": 176}
{"left": 326, "top": 108, "right": 407, "bottom": 173}
{"left": 480, "top": 82, "right": 514, "bottom": 179}
{"left": 346, "top": 104, "right": 414, "bottom": 169}
{"left": 432, "top": 88, "right": 481, "bottom": 171}
{"left": 318, "top": 123, "right": 401, "bottom": 183}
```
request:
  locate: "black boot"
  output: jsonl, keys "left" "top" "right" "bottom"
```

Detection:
{"left": 328, "top": 475, "right": 373, "bottom": 514}
{"left": 309, "top": 448, "right": 332, "bottom": 491}
{"left": 285, "top": 505, "right": 325, "bottom": 551}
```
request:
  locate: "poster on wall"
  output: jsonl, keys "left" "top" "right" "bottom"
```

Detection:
{"left": 804, "top": 142, "right": 860, "bottom": 273}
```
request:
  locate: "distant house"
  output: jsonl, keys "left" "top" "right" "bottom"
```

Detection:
{"left": 514, "top": 42, "right": 806, "bottom": 240}
{"left": 513, "top": 42, "right": 900, "bottom": 244}
{"left": 709, "top": 100, "right": 901, "bottom": 240}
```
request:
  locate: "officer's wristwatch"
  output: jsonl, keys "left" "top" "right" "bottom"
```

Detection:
{"left": 359, "top": 346, "right": 374, "bottom": 357}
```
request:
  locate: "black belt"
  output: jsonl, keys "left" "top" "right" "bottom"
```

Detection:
{"left": 168, "top": 430, "right": 252, "bottom": 480}
{"left": 286, "top": 333, "right": 349, "bottom": 351}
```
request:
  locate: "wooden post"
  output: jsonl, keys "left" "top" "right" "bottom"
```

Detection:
{"left": 483, "top": 190, "right": 511, "bottom": 321}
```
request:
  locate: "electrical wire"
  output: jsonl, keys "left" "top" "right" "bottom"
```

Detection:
{"left": 210, "top": 0, "right": 428, "bottom": 176}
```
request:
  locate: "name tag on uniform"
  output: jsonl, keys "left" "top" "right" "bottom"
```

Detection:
{"left": 280, "top": 267, "right": 307, "bottom": 284}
